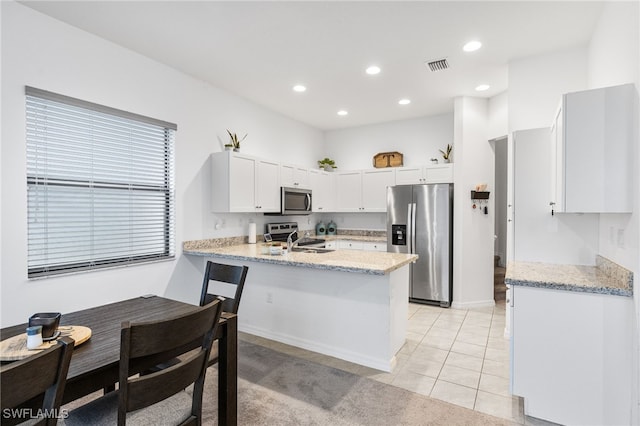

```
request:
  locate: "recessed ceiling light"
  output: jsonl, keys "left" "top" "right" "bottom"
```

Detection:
{"left": 463, "top": 40, "right": 482, "bottom": 52}
{"left": 293, "top": 85, "right": 306, "bottom": 92}
{"left": 475, "top": 84, "right": 490, "bottom": 91}
{"left": 398, "top": 99, "right": 411, "bottom": 105}
{"left": 366, "top": 66, "right": 381, "bottom": 75}
{"left": 337, "top": 110, "right": 348, "bottom": 116}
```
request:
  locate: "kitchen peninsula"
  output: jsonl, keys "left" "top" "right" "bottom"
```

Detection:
{"left": 184, "top": 240, "right": 417, "bottom": 371}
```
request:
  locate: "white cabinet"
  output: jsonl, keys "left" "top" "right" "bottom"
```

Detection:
{"left": 324, "top": 241, "right": 337, "bottom": 250}
{"left": 362, "top": 169, "right": 395, "bottom": 212}
{"left": 550, "top": 84, "right": 634, "bottom": 213}
{"left": 395, "top": 164, "right": 453, "bottom": 185}
{"left": 331, "top": 240, "right": 386, "bottom": 252}
{"left": 362, "top": 241, "right": 387, "bottom": 252}
{"left": 510, "top": 285, "right": 633, "bottom": 425}
{"left": 336, "top": 169, "right": 395, "bottom": 212}
{"left": 335, "top": 171, "right": 363, "bottom": 212}
{"left": 211, "top": 152, "right": 280, "bottom": 213}
{"left": 337, "top": 241, "right": 363, "bottom": 250}
{"left": 308, "top": 169, "right": 335, "bottom": 212}
{"left": 280, "top": 164, "right": 309, "bottom": 188}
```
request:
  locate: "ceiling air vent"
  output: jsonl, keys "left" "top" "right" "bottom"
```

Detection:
{"left": 426, "top": 58, "right": 449, "bottom": 72}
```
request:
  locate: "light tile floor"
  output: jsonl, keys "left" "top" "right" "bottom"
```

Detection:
{"left": 240, "top": 300, "right": 557, "bottom": 425}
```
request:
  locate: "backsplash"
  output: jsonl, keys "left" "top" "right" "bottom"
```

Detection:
{"left": 184, "top": 228, "right": 388, "bottom": 251}
{"left": 596, "top": 255, "right": 634, "bottom": 290}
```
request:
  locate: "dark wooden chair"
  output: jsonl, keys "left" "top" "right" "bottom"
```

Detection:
{"left": 199, "top": 261, "right": 249, "bottom": 313}
{"left": 1, "top": 336, "right": 74, "bottom": 426}
{"left": 199, "top": 261, "right": 248, "bottom": 369}
{"left": 65, "top": 299, "right": 223, "bottom": 426}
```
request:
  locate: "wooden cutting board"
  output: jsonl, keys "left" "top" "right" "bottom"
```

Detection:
{"left": 0, "top": 326, "right": 91, "bottom": 361}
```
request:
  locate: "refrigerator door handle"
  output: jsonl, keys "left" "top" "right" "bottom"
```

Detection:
{"left": 407, "top": 204, "right": 413, "bottom": 253}
{"left": 411, "top": 203, "right": 417, "bottom": 255}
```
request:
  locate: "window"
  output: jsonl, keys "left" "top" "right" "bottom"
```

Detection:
{"left": 26, "top": 87, "right": 176, "bottom": 278}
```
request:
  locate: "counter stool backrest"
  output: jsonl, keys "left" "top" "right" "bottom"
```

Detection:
{"left": 1, "top": 336, "right": 74, "bottom": 426}
{"left": 199, "top": 261, "right": 249, "bottom": 314}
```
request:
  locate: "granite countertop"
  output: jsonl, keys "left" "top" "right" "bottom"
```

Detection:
{"left": 505, "top": 256, "right": 633, "bottom": 297}
{"left": 183, "top": 243, "right": 416, "bottom": 275}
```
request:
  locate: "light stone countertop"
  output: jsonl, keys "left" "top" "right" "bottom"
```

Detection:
{"left": 322, "top": 235, "right": 387, "bottom": 243}
{"left": 505, "top": 256, "right": 633, "bottom": 297}
{"left": 183, "top": 243, "right": 416, "bottom": 275}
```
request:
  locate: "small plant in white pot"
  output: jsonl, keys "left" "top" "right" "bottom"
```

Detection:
{"left": 439, "top": 144, "right": 452, "bottom": 163}
{"left": 317, "top": 158, "right": 337, "bottom": 172}
{"left": 226, "top": 129, "right": 247, "bottom": 152}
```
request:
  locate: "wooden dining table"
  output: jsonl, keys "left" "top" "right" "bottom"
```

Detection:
{"left": 0, "top": 295, "right": 237, "bottom": 426}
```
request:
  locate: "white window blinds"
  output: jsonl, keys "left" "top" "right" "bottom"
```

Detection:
{"left": 26, "top": 87, "right": 176, "bottom": 278}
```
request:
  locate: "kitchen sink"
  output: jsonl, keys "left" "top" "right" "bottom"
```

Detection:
{"left": 291, "top": 247, "right": 335, "bottom": 254}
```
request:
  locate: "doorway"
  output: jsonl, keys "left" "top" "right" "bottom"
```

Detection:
{"left": 492, "top": 136, "right": 508, "bottom": 301}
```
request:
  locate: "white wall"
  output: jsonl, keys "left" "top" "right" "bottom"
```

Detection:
{"left": 452, "top": 97, "right": 495, "bottom": 309}
{"left": 586, "top": 1, "right": 640, "bottom": 421}
{"left": 509, "top": 48, "right": 588, "bottom": 132}
{"left": 589, "top": 1, "right": 639, "bottom": 273}
{"left": 507, "top": 47, "right": 599, "bottom": 265}
{"left": 488, "top": 91, "right": 508, "bottom": 141}
{"left": 324, "top": 113, "right": 454, "bottom": 170}
{"left": 0, "top": 2, "right": 323, "bottom": 326}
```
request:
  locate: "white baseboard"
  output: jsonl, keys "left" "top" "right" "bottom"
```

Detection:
{"left": 239, "top": 323, "right": 395, "bottom": 372}
{"left": 451, "top": 299, "right": 496, "bottom": 310}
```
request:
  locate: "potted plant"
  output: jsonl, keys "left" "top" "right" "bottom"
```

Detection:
{"left": 439, "top": 144, "right": 452, "bottom": 163}
{"left": 317, "top": 157, "right": 337, "bottom": 172}
{"left": 226, "top": 129, "right": 247, "bottom": 152}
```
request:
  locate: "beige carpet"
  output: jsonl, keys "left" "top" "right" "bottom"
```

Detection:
{"left": 63, "top": 340, "right": 518, "bottom": 425}
{"left": 199, "top": 340, "right": 518, "bottom": 425}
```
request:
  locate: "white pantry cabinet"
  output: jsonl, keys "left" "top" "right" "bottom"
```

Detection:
{"left": 335, "top": 169, "right": 395, "bottom": 212}
{"left": 211, "top": 152, "right": 280, "bottom": 213}
{"left": 549, "top": 83, "right": 635, "bottom": 213}
{"left": 280, "top": 164, "right": 309, "bottom": 188}
{"left": 395, "top": 164, "right": 453, "bottom": 185}
{"left": 510, "top": 286, "right": 633, "bottom": 425}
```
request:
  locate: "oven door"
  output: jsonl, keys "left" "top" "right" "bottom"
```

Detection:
{"left": 281, "top": 187, "right": 312, "bottom": 215}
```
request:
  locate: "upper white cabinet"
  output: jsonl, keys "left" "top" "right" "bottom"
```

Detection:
{"left": 362, "top": 169, "right": 396, "bottom": 212}
{"left": 211, "top": 152, "right": 280, "bottom": 213}
{"left": 336, "top": 169, "right": 395, "bottom": 212}
{"left": 395, "top": 164, "right": 453, "bottom": 185}
{"left": 550, "top": 83, "right": 635, "bottom": 213}
{"left": 280, "top": 164, "right": 309, "bottom": 188}
{"left": 308, "top": 169, "right": 335, "bottom": 212}
{"left": 335, "top": 171, "right": 362, "bottom": 212}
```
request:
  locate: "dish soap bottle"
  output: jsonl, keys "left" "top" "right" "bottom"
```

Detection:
{"left": 327, "top": 220, "right": 337, "bottom": 235}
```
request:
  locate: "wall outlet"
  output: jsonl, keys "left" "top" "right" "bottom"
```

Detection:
{"left": 266, "top": 292, "right": 273, "bottom": 304}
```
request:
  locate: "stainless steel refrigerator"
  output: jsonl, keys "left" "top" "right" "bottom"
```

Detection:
{"left": 387, "top": 184, "right": 453, "bottom": 307}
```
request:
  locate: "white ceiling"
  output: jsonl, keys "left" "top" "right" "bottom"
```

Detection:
{"left": 21, "top": 1, "right": 604, "bottom": 130}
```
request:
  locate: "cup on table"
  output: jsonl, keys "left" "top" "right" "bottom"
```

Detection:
{"left": 26, "top": 325, "right": 43, "bottom": 349}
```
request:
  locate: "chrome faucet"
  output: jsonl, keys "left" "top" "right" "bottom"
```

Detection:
{"left": 287, "top": 230, "right": 309, "bottom": 251}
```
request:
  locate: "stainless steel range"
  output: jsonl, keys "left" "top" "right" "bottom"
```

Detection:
{"left": 265, "top": 222, "right": 326, "bottom": 247}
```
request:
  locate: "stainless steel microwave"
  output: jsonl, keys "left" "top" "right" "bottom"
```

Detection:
{"left": 280, "top": 187, "right": 312, "bottom": 215}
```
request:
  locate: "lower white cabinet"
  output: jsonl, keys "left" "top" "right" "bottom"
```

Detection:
{"left": 337, "top": 241, "right": 364, "bottom": 250}
{"left": 510, "top": 286, "right": 633, "bottom": 425}
{"left": 328, "top": 240, "right": 386, "bottom": 252}
{"left": 362, "top": 241, "right": 387, "bottom": 252}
